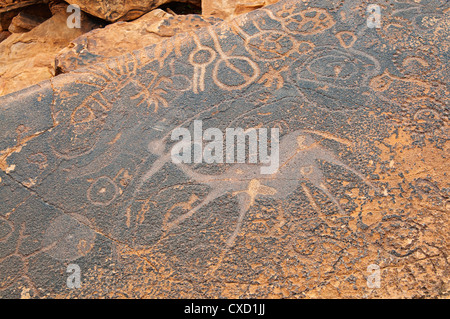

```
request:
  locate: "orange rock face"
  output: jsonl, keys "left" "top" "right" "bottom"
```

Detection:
{"left": 0, "top": 0, "right": 448, "bottom": 300}
{"left": 55, "top": 9, "right": 221, "bottom": 74}
{"left": 202, "top": 0, "right": 280, "bottom": 20}
{"left": 0, "top": 4, "right": 100, "bottom": 96}
{"left": 8, "top": 10, "right": 49, "bottom": 32}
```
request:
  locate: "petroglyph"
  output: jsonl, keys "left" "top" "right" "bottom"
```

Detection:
{"left": 43, "top": 213, "right": 95, "bottom": 261}
{"left": 0, "top": 0, "right": 448, "bottom": 298}
{"left": 136, "top": 129, "right": 380, "bottom": 251}
{"left": 207, "top": 26, "right": 261, "bottom": 91}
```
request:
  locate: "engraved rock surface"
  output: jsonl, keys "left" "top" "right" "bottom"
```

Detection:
{"left": 55, "top": 9, "right": 222, "bottom": 74}
{"left": 64, "top": 0, "right": 202, "bottom": 22}
{"left": 0, "top": 0, "right": 449, "bottom": 298}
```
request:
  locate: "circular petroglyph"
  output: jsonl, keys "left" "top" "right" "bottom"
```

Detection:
{"left": 50, "top": 96, "right": 107, "bottom": 159}
{"left": 213, "top": 56, "right": 260, "bottom": 91}
{"left": 291, "top": 235, "right": 317, "bottom": 256}
{"left": 381, "top": 220, "right": 420, "bottom": 257}
{"left": 87, "top": 176, "right": 119, "bottom": 206}
{"left": 71, "top": 105, "right": 96, "bottom": 124}
{"left": 27, "top": 152, "right": 48, "bottom": 169}
{"left": 190, "top": 48, "right": 216, "bottom": 66}
{"left": 50, "top": 124, "right": 101, "bottom": 159}
{"left": 294, "top": 47, "right": 378, "bottom": 88}
{"left": 43, "top": 213, "right": 96, "bottom": 262}
{"left": 282, "top": 8, "right": 335, "bottom": 35}
{"left": 414, "top": 13, "right": 445, "bottom": 31}
{"left": 292, "top": 47, "right": 380, "bottom": 110}
{"left": 394, "top": 47, "right": 439, "bottom": 77}
{"left": 405, "top": 96, "right": 446, "bottom": 134}
{"left": 247, "top": 31, "right": 297, "bottom": 61}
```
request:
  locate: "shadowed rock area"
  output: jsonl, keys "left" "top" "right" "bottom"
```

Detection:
{"left": 65, "top": 0, "right": 202, "bottom": 22}
{"left": 0, "top": 0, "right": 449, "bottom": 298}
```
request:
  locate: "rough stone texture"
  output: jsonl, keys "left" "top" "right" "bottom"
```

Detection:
{"left": 8, "top": 9, "right": 50, "bottom": 33}
{"left": 0, "top": 5, "right": 100, "bottom": 97}
{"left": 55, "top": 10, "right": 221, "bottom": 74}
{"left": 202, "top": 0, "right": 279, "bottom": 20}
{"left": 1, "top": 2, "right": 50, "bottom": 32}
{"left": 0, "top": 0, "right": 449, "bottom": 299}
{"left": 0, "top": 0, "right": 43, "bottom": 11}
{"left": 0, "top": 30, "right": 10, "bottom": 41}
{"left": 65, "top": 0, "right": 202, "bottom": 22}
{"left": 1, "top": 10, "right": 18, "bottom": 30}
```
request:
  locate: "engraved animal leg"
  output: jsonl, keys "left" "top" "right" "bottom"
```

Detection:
{"left": 206, "top": 195, "right": 251, "bottom": 277}
{"left": 301, "top": 164, "right": 346, "bottom": 214}
{"left": 164, "top": 189, "right": 223, "bottom": 232}
{"left": 140, "top": 152, "right": 172, "bottom": 185}
{"left": 226, "top": 194, "right": 251, "bottom": 247}
{"left": 176, "top": 162, "right": 211, "bottom": 183}
{"left": 317, "top": 182, "right": 346, "bottom": 215}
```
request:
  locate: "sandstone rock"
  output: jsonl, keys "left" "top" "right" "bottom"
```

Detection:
{"left": 202, "top": 0, "right": 280, "bottom": 20}
{"left": 6, "top": 19, "right": 25, "bottom": 31}
{"left": 47, "top": 0, "right": 68, "bottom": 15}
{"left": 0, "top": 0, "right": 43, "bottom": 10}
{"left": 55, "top": 9, "right": 221, "bottom": 74}
{"left": 0, "top": 5, "right": 100, "bottom": 96}
{"left": 0, "top": 30, "right": 10, "bottom": 41}
{"left": 64, "top": 0, "right": 202, "bottom": 22}
{"left": 0, "top": 0, "right": 45, "bottom": 27}
{"left": 8, "top": 10, "right": 48, "bottom": 32}
{"left": 1, "top": 2, "right": 53, "bottom": 32}
{"left": 0, "top": 0, "right": 449, "bottom": 299}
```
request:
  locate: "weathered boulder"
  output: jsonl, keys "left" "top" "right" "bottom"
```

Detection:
{"left": 202, "top": 0, "right": 279, "bottom": 20}
{"left": 8, "top": 9, "right": 50, "bottom": 33}
{"left": 0, "top": 0, "right": 43, "bottom": 10}
{"left": 0, "top": 4, "right": 100, "bottom": 96}
{"left": 55, "top": 9, "right": 221, "bottom": 74}
{"left": 0, "top": 1, "right": 49, "bottom": 31}
{"left": 64, "top": 0, "right": 202, "bottom": 22}
{"left": 0, "top": 0, "right": 448, "bottom": 299}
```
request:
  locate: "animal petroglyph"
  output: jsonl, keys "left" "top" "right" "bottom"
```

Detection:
{"left": 0, "top": 0, "right": 448, "bottom": 298}
{"left": 136, "top": 128, "right": 380, "bottom": 250}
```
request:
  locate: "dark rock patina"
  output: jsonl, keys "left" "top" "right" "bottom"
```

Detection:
{"left": 0, "top": 0, "right": 448, "bottom": 298}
